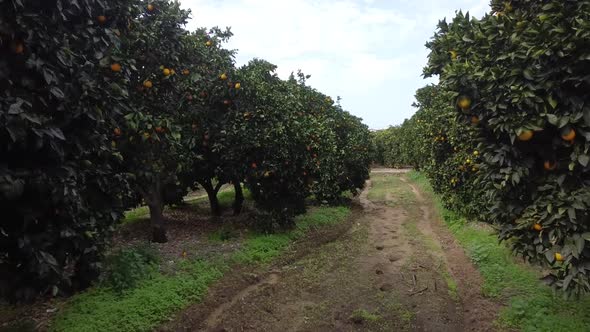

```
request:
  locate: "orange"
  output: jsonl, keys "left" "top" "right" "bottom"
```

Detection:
{"left": 97, "top": 15, "right": 107, "bottom": 24}
{"left": 457, "top": 95, "right": 472, "bottom": 110}
{"left": 561, "top": 128, "right": 576, "bottom": 141}
{"left": 13, "top": 42, "right": 24, "bottom": 54}
{"left": 206, "top": 40, "right": 212, "bottom": 46}
{"left": 163, "top": 68, "right": 171, "bottom": 76}
{"left": 543, "top": 161, "right": 556, "bottom": 171}
{"left": 143, "top": 80, "right": 153, "bottom": 88}
{"left": 220, "top": 73, "right": 228, "bottom": 80}
{"left": 234, "top": 82, "right": 241, "bottom": 89}
{"left": 533, "top": 223, "right": 542, "bottom": 231}
{"left": 182, "top": 69, "right": 190, "bottom": 75}
{"left": 555, "top": 253, "right": 564, "bottom": 262}
{"left": 113, "top": 128, "right": 122, "bottom": 136}
{"left": 517, "top": 130, "right": 533, "bottom": 141}
{"left": 110, "top": 63, "right": 122, "bottom": 72}
{"left": 147, "top": 4, "right": 155, "bottom": 12}
{"left": 471, "top": 116, "right": 480, "bottom": 125}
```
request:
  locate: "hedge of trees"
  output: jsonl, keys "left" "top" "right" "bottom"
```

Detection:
{"left": 0, "top": 0, "right": 371, "bottom": 302}
{"left": 374, "top": 0, "right": 590, "bottom": 295}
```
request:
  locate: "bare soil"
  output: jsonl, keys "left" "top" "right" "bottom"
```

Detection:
{"left": 162, "top": 171, "right": 503, "bottom": 331}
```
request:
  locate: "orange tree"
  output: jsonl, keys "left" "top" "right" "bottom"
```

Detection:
{"left": 179, "top": 27, "right": 240, "bottom": 216}
{"left": 0, "top": 0, "right": 138, "bottom": 300}
{"left": 372, "top": 84, "right": 484, "bottom": 217}
{"left": 227, "top": 61, "right": 313, "bottom": 229}
{"left": 424, "top": 1, "right": 590, "bottom": 294}
{"left": 227, "top": 63, "right": 371, "bottom": 230}
{"left": 111, "top": 1, "right": 226, "bottom": 242}
{"left": 372, "top": 126, "right": 406, "bottom": 167}
{"left": 285, "top": 73, "right": 341, "bottom": 204}
{"left": 318, "top": 101, "right": 371, "bottom": 201}
{"left": 410, "top": 85, "right": 484, "bottom": 218}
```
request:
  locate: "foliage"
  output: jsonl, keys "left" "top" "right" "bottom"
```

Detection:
{"left": 0, "top": 0, "right": 137, "bottom": 301}
{"left": 376, "top": 0, "right": 590, "bottom": 294}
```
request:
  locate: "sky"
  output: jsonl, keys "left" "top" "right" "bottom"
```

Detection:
{"left": 180, "top": 0, "right": 490, "bottom": 130}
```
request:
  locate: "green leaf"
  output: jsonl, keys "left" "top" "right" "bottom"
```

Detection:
{"left": 547, "top": 96, "right": 558, "bottom": 109}
{"left": 546, "top": 114, "right": 558, "bottom": 125}
{"left": 578, "top": 154, "right": 590, "bottom": 167}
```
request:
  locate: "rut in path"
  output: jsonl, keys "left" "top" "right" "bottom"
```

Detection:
{"left": 163, "top": 170, "right": 501, "bottom": 332}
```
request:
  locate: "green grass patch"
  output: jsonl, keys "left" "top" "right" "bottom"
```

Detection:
{"left": 51, "top": 261, "right": 223, "bottom": 332}
{"left": 50, "top": 205, "right": 351, "bottom": 332}
{"left": 232, "top": 206, "right": 351, "bottom": 264}
{"left": 122, "top": 205, "right": 150, "bottom": 224}
{"left": 408, "top": 171, "right": 590, "bottom": 332}
{"left": 368, "top": 174, "right": 415, "bottom": 206}
{"left": 349, "top": 308, "right": 381, "bottom": 324}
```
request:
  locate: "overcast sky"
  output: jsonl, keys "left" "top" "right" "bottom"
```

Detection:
{"left": 181, "top": 0, "right": 489, "bottom": 129}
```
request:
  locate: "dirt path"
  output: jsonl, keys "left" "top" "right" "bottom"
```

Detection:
{"left": 163, "top": 170, "right": 501, "bottom": 331}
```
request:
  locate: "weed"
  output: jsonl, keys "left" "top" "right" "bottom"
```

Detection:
{"left": 350, "top": 308, "right": 381, "bottom": 324}
{"left": 101, "top": 244, "right": 160, "bottom": 294}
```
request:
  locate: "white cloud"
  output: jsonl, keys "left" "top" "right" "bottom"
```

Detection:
{"left": 180, "top": 0, "right": 490, "bottom": 129}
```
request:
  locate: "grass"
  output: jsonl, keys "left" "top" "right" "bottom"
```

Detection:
{"left": 232, "top": 206, "right": 351, "bottom": 264}
{"left": 349, "top": 308, "right": 381, "bottom": 323}
{"left": 49, "top": 205, "right": 351, "bottom": 332}
{"left": 51, "top": 262, "right": 223, "bottom": 332}
{"left": 368, "top": 174, "right": 414, "bottom": 207}
{"left": 122, "top": 205, "right": 151, "bottom": 224}
{"left": 408, "top": 171, "right": 590, "bottom": 332}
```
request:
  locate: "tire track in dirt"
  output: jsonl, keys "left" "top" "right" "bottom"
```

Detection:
{"left": 402, "top": 176, "right": 501, "bottom": 332}
{"left": 203, "top": 273, "right": 280, "bottom": 329}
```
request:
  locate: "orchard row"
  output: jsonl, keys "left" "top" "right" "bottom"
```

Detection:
{"left": 374, "top": 0, "right": 590, "bottom": 295}
{"left": 0, "top": 0, "right": 371, "bottom": 301}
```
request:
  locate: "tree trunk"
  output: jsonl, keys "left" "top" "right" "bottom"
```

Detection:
{"left": 294, "top": 197, "right": 306, "bottom": 215}
{"left": 149, "top": 200, "right": 167, "bottom": 243}
{"left": 232, "top": 181, "right": 244, "bottom": 215}
{"left": 141, "top": 179, "right": 167, "bottom": 243}
{"left": 202, "top": 179, "right": 222, "bottom": 216}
